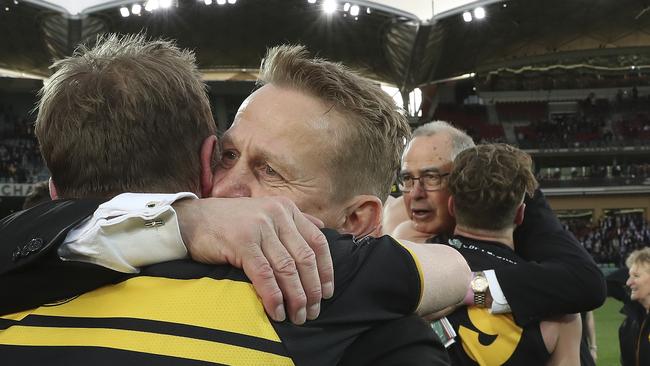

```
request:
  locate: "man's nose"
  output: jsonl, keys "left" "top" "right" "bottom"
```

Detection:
{"left": 408, "top": 179, "right": 428, "bottom": 199}
{"left": 212, "top": 169, "right": 253, "bottom": 198}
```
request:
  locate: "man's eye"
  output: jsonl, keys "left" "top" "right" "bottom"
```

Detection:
{"left": 219, "top": 150, "right": 238, "bottom": 168}
{"left": 221, "top": 150, "right": 237, "bottom": 160}
{"left": 264, "top": 164, "right": 278, "bottom": 176}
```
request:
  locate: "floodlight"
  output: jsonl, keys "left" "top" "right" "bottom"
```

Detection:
{"left": 120, "top": 6, "right": 130, "bottom": 17}
{"left": 204, "top": 0, "right": 212, "bottom": 4}
{"left": 145, "top": 0, "right": 159, "bottom": 12}
{"left": 217, "top": 0, "right": 226, "bottom": 5}
{"left": 308, "top": 0, "right": 317, "bottom": 3}
{"left": 322, "top": 0, "right": 336, "bottom": 14}
{"left": 160, "top": 0, "right": 173, "bottom": 9}
{"left": 131, "top": 4, "right": 142, "bottom": 14}
{"left": 366, "top": 7, "right": 371, "bottom": 14}
{"left": 228, "top": 0, "right": 237, "bottom": 3}
{"left": 343, "top": 3, "right": 350, "bottom": 11}
{"left": 462, "top": 11, "right": 472, "bottom": 22}
{"left": 350, "top": 4, "right": 359, "bottom": 16}
{"left": 474, "top": 7, "right": 486, "bottom": 19}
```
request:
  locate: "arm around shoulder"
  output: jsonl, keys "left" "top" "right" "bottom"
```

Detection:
{"left": 398, "top": 240, "right": 471, "bottom": 316}
{"left": 497, "top": 190, "right": 606, "bottom": 324}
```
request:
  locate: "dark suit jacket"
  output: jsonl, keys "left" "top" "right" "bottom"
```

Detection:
{"left": 429, "top": 189, "right": 606, "bottom": 326}
{"left": 504, "top": 189, "right": 606, "bottom": 325}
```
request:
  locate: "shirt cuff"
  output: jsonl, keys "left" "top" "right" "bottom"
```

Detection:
{"left": 484, "top": 269, "right": 511, "bottom": 314}
{"left": 59, "top": 192, "right": 197, "bottom": 273}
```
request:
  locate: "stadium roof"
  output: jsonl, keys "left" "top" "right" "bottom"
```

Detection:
{"left": 1, "top": 0, "right": 650, "bottom": 89}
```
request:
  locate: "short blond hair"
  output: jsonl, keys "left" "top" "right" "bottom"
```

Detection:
{"left": 626, "top": 248, "right": 650, "bottom": 270}
{"left": 258, "top": 45, "right": 411, "bottom": 202}
{"left": 36, "top": 33, "right": 216, "bottom": 198}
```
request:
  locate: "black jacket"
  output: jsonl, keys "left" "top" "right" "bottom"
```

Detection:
{"left": 619, "top": 300, "right": 650, "bottom": 366}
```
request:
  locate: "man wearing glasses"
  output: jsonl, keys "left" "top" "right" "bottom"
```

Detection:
{"left": 395, "top": 122, "right": 474, "bottom": 244}
{"left": 390, "top": 121, "right": 605, "bottom": 333}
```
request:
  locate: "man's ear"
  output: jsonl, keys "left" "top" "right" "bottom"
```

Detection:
{"left": 340, "top": 195, "right": 382, "bottom": 238}
{"left": 514, "top": 202, "right": 526, "bottom": 226}
{"left": 48, "top": 177, "right": 58, "bottom": 200}
{"left": 447, "top": 196, "right": 456, "bottom": 218}
{"left": 200, "top": 135, "right": 218, "bottom": 198}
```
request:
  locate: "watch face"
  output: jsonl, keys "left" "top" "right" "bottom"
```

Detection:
{"left": 472, "top": 276, "right": 489, "bottom": 292}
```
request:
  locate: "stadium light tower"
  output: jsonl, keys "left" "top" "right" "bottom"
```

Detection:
{"left": 323, "top": 0, "right": 337, "bottom": 14}
{"left": 350, "top": 4, "right": 360, "bottom": 16}
{"left": 474, "top": 7, "right": 486, "bottom": 19}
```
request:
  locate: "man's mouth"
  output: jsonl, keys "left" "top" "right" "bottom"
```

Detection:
{"left": 411, "top": 209, "right": 432, "bottom": 220}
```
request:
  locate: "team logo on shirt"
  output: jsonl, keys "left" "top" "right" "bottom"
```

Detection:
{"left": 459, "top": 307, "right": 523, "bottom": 365}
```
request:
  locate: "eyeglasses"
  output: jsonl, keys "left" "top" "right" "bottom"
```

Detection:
{"left": 398, "top": 172, "right": 450, "bottom": 192}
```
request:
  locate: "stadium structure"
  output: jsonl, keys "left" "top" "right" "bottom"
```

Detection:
{"left": 0, "top": 0, "right": 649, "bottom": 265}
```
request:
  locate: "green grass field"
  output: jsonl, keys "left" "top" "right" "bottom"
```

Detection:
{"left": 594, "top": 297, "right": 625, "bottom": 366}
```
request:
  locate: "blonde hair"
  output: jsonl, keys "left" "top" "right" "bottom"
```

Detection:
{"left": 626, "top": 247, "right": 650, "bottom": 270}
{"left": 258, "top": 45, "right": 411, "bottom": 202}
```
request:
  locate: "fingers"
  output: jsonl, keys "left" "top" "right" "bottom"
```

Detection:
{"left": 240, "top": 242, "right": 286, "bottom": 323}
{"left": 292, "top": 209, "right": 334, "bottom": 300}
{"left": 259, "top": 229, "right": 308, "bottom": 325}
{"left": 302, "top": 213, "right": 325, "bottom": 228}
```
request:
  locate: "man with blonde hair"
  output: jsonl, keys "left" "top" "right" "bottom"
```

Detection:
{"left": 0, "top": 38, "right": 469, "bottom": 365}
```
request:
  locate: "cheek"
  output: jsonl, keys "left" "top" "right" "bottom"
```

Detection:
{"left": 403, "top": 194, "right": 413, "bottom": 210}
{"left": 428, "top": 193, "right": 448, "bottom": 210}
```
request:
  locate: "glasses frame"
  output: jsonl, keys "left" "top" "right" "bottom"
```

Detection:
{"left": 398, "top": 172, "right": 450, "bottom": 192}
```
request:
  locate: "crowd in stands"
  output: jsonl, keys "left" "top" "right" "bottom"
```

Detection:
{"left": 481, "top": 72, "right": 650, "bottom": 92}
{"left": 562, "top": 212, "right": 650, "bottom": 266}
{"left": 537, "top": 163, "right": 650, "bottom": 186}
{"left": 514, "top": 93, "right": 650, "bottom": 149}
{"left": 0, "top": 105, "right": 47, "bottom": 184}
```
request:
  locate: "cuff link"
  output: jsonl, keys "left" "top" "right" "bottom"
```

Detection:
{"left": 144, "top": 219, "right": 165, "bottom": 228}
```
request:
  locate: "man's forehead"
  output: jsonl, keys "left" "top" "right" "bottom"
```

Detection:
{"left": 402, "top": 135, "right": 453, "bottom": 169}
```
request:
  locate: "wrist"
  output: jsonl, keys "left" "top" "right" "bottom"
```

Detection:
{"left": 469, "top": 271, "right": 490, "bottom": 308}
{"left": 463, "top": 285, "right": 474, "bottom": 306}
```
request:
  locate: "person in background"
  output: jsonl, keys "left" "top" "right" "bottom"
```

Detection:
{"left": 442, "top": 143, "right": 581, "bottom": 365}
{"left": 391, "top": 121, "right": 605, "bottom": 327}
{"left": 619, "top": 247, "right": 650, "bottom": 366}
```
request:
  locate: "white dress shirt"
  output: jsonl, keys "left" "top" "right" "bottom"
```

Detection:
{"left": 58, "top": 192, "right": 195, "bottom": 273}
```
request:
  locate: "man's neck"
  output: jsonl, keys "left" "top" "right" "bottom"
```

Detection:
{"left": 453, "top": 225, "right": 514, "bottom": 250}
